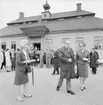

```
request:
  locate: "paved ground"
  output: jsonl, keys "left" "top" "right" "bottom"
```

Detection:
{"left": 0, "top": 66, "right": 103, "bottom": 105}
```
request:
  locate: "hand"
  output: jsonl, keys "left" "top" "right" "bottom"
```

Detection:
{"left": 68, "top": 58, "right": 72, "bottom": 62}
{"left": 83, "top": 58, "right": 88, "bottom": 61}
{"left": 37, "top": 59, "right": 39, "bottom": 61}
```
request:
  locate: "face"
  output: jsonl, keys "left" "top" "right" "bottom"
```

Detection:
{"left": 64, "top": 43, "right": 70, "bottom": 48}
{"left": 22, "top": 42, "right": 29, "bottom": 51}
{"left": 79, "top": 43, "right": 84, "bottom": 49}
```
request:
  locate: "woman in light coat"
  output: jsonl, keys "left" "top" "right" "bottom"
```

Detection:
{"left": 14, "top": 39, "right": 33, "bottom": 102}
{"left": 76, "top": 42, "right": 89, "bottom": 91}
{"left": 5, "top": 49, "right": 11, "bottom": 72}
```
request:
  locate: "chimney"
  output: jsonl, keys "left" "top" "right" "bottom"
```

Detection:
{"left": 77, "top": 3, "right": 81, "bottom": 11}
{"left": 19, "top": 12, "right": 24, "bottom": 19}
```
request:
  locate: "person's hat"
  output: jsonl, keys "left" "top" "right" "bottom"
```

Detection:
{"left": 79, "top": 41, "right": 86, "bottom": 47}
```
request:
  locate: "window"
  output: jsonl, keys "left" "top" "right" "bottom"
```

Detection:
{"left": 76, "top": 37, "right": 84, "bottom": 43}
{"left": 75, "top": 37, "right": 84, "bottom": 48}
{"left": 62, "top": 38, "right": 69, "bottom": 44}
{"left": 94, "top": 36, "right": 103, "bottom": 50}
{"left": 1, "top": 42, "right": 6, "bottom": 50}
{"left": 11, "top": 41, "right": 16, "bottom": 50}
{"left": 45, "top": 39, "right": 52, "bottom": 47}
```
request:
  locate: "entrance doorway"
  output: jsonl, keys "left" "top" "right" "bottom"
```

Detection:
{"left": 33, "top": 43, "right": 41, "bottom": 50}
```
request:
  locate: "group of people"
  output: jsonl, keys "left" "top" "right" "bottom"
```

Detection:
{"left": 55, "top": 40, "right": 99, "bottom": 95}
{"left": 0, "top": 48, "right": 20, "bottom": 72}
{"left": 7, "top": 39, "right": 99, "bottom": 102}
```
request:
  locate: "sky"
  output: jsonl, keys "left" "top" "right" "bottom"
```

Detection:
{"left": 0, "top": 0, "right": 103, "bottom": 29}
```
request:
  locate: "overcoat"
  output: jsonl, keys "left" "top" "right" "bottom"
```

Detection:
{"left": 52, "top": 50, "right": 60, "bottom": 68}
{"left": 58, "top": 46, "right": 75, "bottom": 79}
{"left": 14, "top": 51, "right": 30, "bottom": 85}
{"left": 90, "top": 51, "right": 99, "bottom": 68}
{"left": 76, "top": 49, "right": 89, "bottom": 78}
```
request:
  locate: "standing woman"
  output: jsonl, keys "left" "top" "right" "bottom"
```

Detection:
{"left": 14, "top": 39, "right": 32, "bottom": 102}
{"left": 76, "top": 42, "right": 89, "bottom": 91}
{"left": 5, "top": 49, "right": 12, "bottom": 72}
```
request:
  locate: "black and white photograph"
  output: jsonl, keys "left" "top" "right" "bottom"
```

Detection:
{"left": 0, "top": 0, "right": 103, "bottom": 105}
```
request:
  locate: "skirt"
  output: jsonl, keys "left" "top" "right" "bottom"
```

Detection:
{"left": 14, "top": 71, "right": 29, "bottom": 85}
{"left": 77, "top": 63, "right": 88, "bottom": 78}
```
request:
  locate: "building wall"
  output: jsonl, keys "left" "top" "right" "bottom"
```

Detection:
{"left": 0, "top": 30, "right": 103, "bottom": 58}
{"left": 0, "top": 36, "right": 28, "bottom": 50}
{"left": 44, "top": 30, "right": 103, "bottom": 58}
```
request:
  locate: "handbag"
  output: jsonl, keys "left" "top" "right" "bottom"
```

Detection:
{"left": 25, "top": 65, "right": 31, "bottom": 73}
{"left": 71, "top": 65, "right": 79, "bottom": 79}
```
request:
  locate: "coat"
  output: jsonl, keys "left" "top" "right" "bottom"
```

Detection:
{"left": 58, "top": 46, "right": 75, "bottom": 79}
{"left": 90, "top": 51, "right": 99, "bottom": 68}
{"left": 0, "top": 51, "right": 3, "bottom": 68}
{"left": 14, "top": 51, "right": 30, "bottom": 85}
{"left": 52, "top": 50, "right": 60, "bottom": 67}
{"left": 76, "top": 49, "right": 89, "bottom": 78}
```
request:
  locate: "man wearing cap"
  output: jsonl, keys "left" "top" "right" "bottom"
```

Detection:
{"left": 56, "top": 40, "right": 75, "bottom": 95}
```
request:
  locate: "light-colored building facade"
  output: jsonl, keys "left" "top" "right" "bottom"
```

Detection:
{"left": 1, "top": 3, "right": 103, "bottom": 58}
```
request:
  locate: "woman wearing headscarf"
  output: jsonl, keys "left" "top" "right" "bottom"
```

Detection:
{"left": 14, "top": 39, "right": 33, "bottom": 102}
{"left": 76, "top": 42, "right": 89, "bottom": 91}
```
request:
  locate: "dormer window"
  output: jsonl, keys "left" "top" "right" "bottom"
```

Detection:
{"left": 77, "top": 16, "right": 82, "bottom": 19}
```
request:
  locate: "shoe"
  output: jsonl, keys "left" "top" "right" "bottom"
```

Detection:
{"left": 16, "top": 97, "right": 23, "bottom": 102}
{"left": 83, "top": 87, "right": 86, "bottom": 89}
{"left": 80, "top": 87, "right": 84, "bottom": 91}
{"left": 67, "top": 90, "right": 75, "bottom": 95}
{"left": 23, "top": 94, "right": 32, "bottom": 98}
{"left": 56, "top": 86, "right": 60, "bottom": 91}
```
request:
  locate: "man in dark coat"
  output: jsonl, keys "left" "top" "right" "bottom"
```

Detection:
{"left": 52, "top": 49, "right": 59, "bottom": 75}
{"left": 90, "top": 48, "right": 99, "bottom": 74}
{"left": 56, "top": 40, "right": 76, "bottom": 95}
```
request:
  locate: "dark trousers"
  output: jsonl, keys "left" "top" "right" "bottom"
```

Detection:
{"left": 92, "top": 67, "right": 97, "bottom": 74}
{"left": 11, "top": 57, "right": 15, "bottom": 71}
{"left": 52, "top": 66, "right": 59, "bottom": 74}
{"left": 1, "top": 61, "right": 6, "bottom": 69}
{"left": 57, "top": 78, "right": 71, "bottom": 91}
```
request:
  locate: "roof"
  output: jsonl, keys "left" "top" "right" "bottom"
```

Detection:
{"left": 0, "top": 26, "right": 23, "bottom": 36}
{"left": 1, "top": 16, "right": 103, "bottom": 37}
{"left": 7, "top": 10, "right": 95, "bottom": 25}
{"left": 43, "top": 17, "right": 103, "bottom": 31}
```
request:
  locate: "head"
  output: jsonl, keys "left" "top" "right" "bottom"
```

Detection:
{"left": 20, "top": 39, "right": 29, "bottom": 50}
{"left": 64, "top": 40, "right": 71, "bottom": 48}
{"left": 78, "top": 42, "right": 86, "bottom": 49}
{"left": 91, "top": 48, "right": 95, "bottom": 52}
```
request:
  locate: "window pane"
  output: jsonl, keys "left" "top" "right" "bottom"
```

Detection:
{"left": 94, "top": 36, "right": 103, "bottom": 50}
{"left": 62, "top": 38, "right": 69, "bottom": 44}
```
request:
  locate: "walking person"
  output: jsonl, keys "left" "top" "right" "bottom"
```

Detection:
{"left": 76, "top": 42, "right": 89, "bottom": 91}
{"left": 56, "top": 40, "right": 76, "bottom": 95}
{"left": 0, "top": 49, "right": 3, "bottom": 72}
{"left": 1, "top": 49, "right": 6, "bottom": 70}
{"left": 90, "top": 48, "right": 99, "bottom": 75}
{"left": 52, "top": 49, "right": 59, "bottom": 75}
{"left": 14, "top": 39, "right": 33, "bottom": 102}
